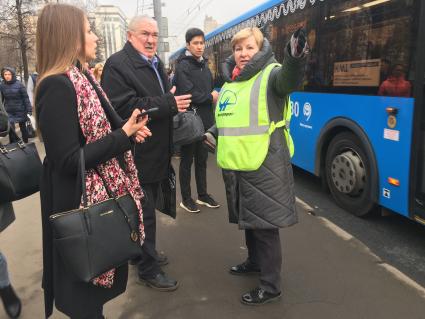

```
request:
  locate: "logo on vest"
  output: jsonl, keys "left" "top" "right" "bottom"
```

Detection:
{"left": 218, "top": 90, "right": 237, "bottom": 114}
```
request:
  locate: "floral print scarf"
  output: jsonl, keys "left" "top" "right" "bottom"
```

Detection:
{"left": 66, "top": 66, "right": 145, "bottom": 288}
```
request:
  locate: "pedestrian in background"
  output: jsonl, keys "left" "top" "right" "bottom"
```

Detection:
{"left": 206, "top": 27, "right": 308, "bottom": 305}
{"left": 35, "top": 4, "right": 151, "bottom": 318}
{"left": 0, "top": 204, "right": 21, "bottom": 319}
{"left": 378, "top": 63, "right": 411, "bottom": 97}
{"left": 174, "top": 27, "right": 220, "bottom": 213}
{"left": 0, "top": 95, "right": 21, "bottom": 319}
{"left": 0, "top": 67, "right": 32, "bottom": 143}
{"left": 102, "top": 15, "right": 191, "bottom": 292}
{"left": 93, "top": 63, "right": 103, "bottom": 82}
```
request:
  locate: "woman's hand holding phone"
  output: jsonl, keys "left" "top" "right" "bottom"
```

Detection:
{"left": 122, "top": 108, "right": 152, "bottom": 143}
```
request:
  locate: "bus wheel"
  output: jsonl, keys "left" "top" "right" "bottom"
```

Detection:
{"left": 325, "top": 132, "right": 376, "bottom": 216}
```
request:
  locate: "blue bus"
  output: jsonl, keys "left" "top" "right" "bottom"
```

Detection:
{"left": 169, "top": 0, "right": 425, "bottom": 224}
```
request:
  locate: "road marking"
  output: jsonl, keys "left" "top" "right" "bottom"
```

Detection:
{"left": 295, "top": 196, "right": 425, "bottom": 297}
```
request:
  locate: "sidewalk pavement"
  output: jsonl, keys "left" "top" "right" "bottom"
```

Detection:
{"left": 1, "top": 139, "right": 425, "bottom": 318}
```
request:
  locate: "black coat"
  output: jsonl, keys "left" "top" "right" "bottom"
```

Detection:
{"left": 174, "top": 52, "right": 215, "bottom": 130}
{"left": 36, "top": 74, "right": 131, "bottom": 318}
{"left": 0, "top": 67, "right": 32, "bottom": 123}
{"left": 101, "top": 42, "right": 178, "bottom": 183}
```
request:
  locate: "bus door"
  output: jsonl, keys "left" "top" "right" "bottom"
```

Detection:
{"left": 412, "top": 0, "right": 425, "bottom": 222}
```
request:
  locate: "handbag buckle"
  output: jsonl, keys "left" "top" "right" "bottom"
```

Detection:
{"left": 130, "top": 231, "right": 138, "bottom": 242}
{"left": 0, "top": 147, "right": 7, "bottom": 154}
{"left": 17, "top": 141, "right": 25, "bottom": 149}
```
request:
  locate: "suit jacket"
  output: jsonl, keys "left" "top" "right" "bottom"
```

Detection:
{"left": 102, "top": 41, "right": 178, "bottom": 183}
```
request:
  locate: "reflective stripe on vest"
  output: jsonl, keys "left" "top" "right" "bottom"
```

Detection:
{"left": 215, "top": 63, "right": 292, "bottom": 171}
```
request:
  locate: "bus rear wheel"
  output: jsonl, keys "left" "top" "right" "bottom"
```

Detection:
{"left": 325, "top": 132, "right": 376, "bottom": 217}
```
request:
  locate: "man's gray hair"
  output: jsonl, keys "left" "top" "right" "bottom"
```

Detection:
{"left": 128, "top": 15, "right": 158, "bottom": 31}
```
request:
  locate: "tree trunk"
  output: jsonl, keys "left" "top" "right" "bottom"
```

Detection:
{"left": 16, "top": 0, "right": 29, "bottom": 84}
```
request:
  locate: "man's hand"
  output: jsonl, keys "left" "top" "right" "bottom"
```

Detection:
{"left": 211, "top": 90, "right": 219, "bottom": 105}
{"left": 203, "top": 131, "right": 216, "bottom": 154}
{"left": 170, "top": 86, "right": 191, "bottom": 113}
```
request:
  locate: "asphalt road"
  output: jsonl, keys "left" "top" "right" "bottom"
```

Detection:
{"left": 293, "top": 167, "right": 425, "bottom": 288}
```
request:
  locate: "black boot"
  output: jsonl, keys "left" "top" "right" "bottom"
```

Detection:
{"left": 0, "top": 285, "right": 21, "bottom": 318}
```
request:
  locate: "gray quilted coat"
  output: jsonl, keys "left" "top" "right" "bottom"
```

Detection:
{"left": 216, "top": 39, "right": 306, "bottom": 229}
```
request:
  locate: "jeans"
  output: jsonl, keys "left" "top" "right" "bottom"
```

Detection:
{"left": 179, "top": 140, "right": 208, "bottom": 201}
{"left": 9, "top": 121, "right": 29, "bottom": 143}
{"left": 0, "top": 252, "right": 10, "bottom": 288}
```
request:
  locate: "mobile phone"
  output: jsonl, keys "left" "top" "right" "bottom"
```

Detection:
{"left": 137, "top": 107, "right": 159, "bottom": 119}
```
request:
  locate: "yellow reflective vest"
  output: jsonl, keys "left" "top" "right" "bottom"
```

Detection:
{"left": 215, "top": 63, "right": 294, "bottom": 171}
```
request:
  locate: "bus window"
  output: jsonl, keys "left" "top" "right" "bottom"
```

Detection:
{"left": 278, "top": 0, "right": 419, "bottom": 96}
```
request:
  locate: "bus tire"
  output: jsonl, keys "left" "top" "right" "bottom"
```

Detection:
{"left": 325, "top": 132, "right": 376, "bottom": 217}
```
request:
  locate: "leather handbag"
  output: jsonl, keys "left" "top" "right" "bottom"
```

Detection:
{"left": 0, "top": 130, "right": 42, "bottom": 202}
{"left": 155, "top": 165, "right": 176, "bottom": 219}
{"left": 49, "top": 149, "right": 143, "bottom": 283}
{"left": 173, "top": 108, "right": 204, "bottom": 146}
{"left": 25, "top": 115, "right": 36, "bottom": 138}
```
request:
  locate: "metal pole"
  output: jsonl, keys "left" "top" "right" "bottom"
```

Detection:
{"left": 153, "top": 0, "right": 165, "bottom": 62}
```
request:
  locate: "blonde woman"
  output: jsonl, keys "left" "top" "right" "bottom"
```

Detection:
{"left": 35, "top": 4, "right": 151, "bottom": 318}
{"left": 93, "top": 63, "right": 103, "bottom": 82}
{"left": 206, "top": 27, "right": 308, "bottom": 305}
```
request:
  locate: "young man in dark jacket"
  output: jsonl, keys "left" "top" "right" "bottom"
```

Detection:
{"left": 101, "top": 15, "right": 191, "bottom": 292}
{"left": 174, "top": 28, "right": 220, "bottom": 213}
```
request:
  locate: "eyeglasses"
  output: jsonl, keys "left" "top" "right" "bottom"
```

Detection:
{"left": 133, "top": 31, "right": 159, "bottom": 40}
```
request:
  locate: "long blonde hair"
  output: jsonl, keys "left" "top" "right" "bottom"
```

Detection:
{"left": 36, "top": 4, "right": 86, "bottom": 89}
{"left": 93, "top": 62, "right": 104, "bottom": 81}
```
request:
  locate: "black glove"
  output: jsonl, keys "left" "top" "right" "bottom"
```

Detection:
{"left": 290, "top": 28, "right": 309, "bottom": 57}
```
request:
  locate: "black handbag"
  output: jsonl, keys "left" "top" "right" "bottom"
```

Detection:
{"left": 173, "top": 108, "right": 204, "bottom": 146}
{"left": 155, "top": 165, "right": 176, "bottom": 219}
{"left": 49, "top": 149, "right": 143, "bottom": 283}
{"left": 0, "top": 130, "right": 42, "bottom": 202}
{"left": 25, "top": 117, "right": 36, "bottom": 138}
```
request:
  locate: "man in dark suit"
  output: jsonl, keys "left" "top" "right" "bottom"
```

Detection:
{"left": 102, "top": 15, "right": 191, "bottom": 291}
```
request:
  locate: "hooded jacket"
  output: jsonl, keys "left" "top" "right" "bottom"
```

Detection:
{"left": 0, "top": 67, "right": 32, "bottom": 123}
{"left": 218, "top": 39, "right": 306, "bottom": 229}
{"left": 174, "top": 51, "right": 215, "bottom": 130}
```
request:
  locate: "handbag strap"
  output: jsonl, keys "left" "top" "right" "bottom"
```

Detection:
{"left": 79, "top": 149, "right": 136, "bottom": 229}
{"left": 80, "top": 148, "right": 88, "bottom": 207}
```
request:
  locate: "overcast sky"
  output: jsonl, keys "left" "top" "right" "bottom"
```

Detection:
{"left": 98, "top": 0, "right": 261, "bottom": 52}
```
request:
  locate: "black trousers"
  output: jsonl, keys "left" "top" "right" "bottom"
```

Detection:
{"left": 245, "top": 229, "right": 282, "bottom": 294}
{"left": 179, "top": 140, "right": 208, "bottom": 202}
{"left": 71, "top": 309, "right": 103, "bottom": 319}
{"left": 138, "top": 182, "right": 161, "bottom": 278}
{"left": 9, "top": 121, "right": 28, "bottom": 143}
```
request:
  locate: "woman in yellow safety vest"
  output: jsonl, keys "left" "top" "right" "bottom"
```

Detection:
{"left": 205, "top": 27, "right": 308, "bottom": 305}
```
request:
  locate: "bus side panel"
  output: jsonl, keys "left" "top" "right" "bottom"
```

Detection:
{"left": 290, "top": 92, "right": 414, "bottom": 217}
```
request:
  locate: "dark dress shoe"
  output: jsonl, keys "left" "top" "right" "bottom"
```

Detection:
{"left": 229, "top": 261, "right": 260, "bottom": 276}
{"left": 241, "top": 287, "right": 281, "bottom": 306}
{"left": 138, "top": 272, "right": 179, "bottom": 291}
{"left": 0, "top": 285, "right": 22, "bottom": 318}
